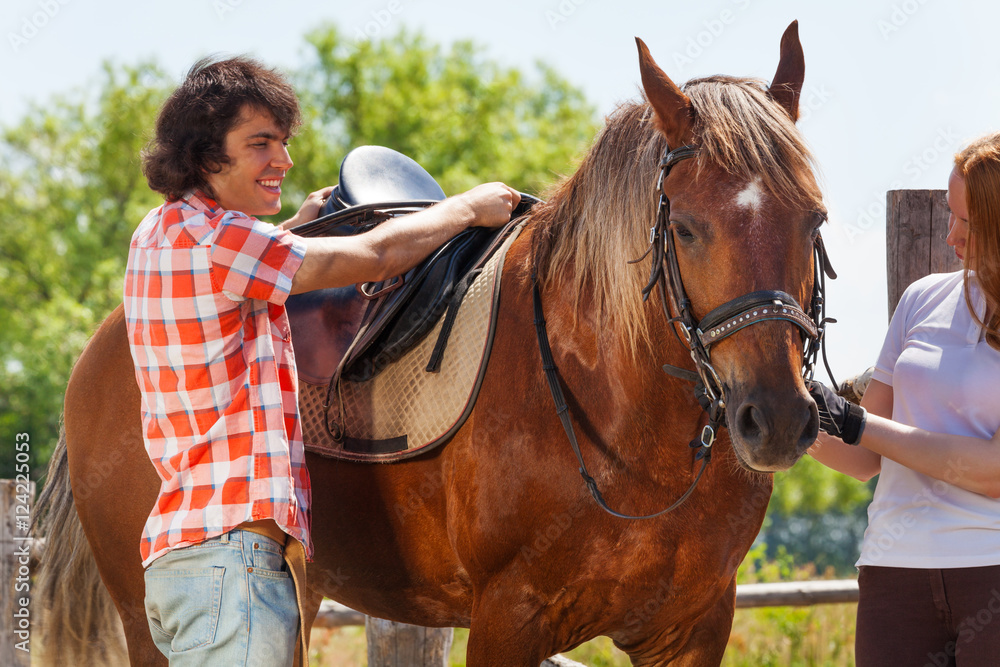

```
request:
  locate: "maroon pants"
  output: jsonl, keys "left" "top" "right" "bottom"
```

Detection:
{"left": 856, "top": 565, "right": 1000, "bottom": 666}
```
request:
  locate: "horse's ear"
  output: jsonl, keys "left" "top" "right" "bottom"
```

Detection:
{"left": 635, "top": 37, "right": 692, "bottom": 145}
{"left": 768, "top": 20, "right": 805, "bottom": 122}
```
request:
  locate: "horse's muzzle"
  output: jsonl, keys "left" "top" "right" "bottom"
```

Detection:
{"left": 727, "top": 386, "right": 819, "bottom": 472}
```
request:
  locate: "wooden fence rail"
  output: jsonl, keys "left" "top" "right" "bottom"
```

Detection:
{"left": 313, "top": 579, "right": 861, "bottom": 630}
{"left": 734, "top": 579, "right": 858, "bottom": 608}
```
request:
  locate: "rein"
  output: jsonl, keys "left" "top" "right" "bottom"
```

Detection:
{"left": 532, "top": 280, "right": 711, "bottom": 520}
{"left": 533, "top": 141, "right": 838, "bottom": 520}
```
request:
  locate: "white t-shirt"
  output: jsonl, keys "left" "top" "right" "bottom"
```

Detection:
{"left": 857, "top": 271, "right": 1000, "bottom": 568}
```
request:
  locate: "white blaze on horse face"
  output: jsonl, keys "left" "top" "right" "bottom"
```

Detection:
{"left": 735, "top": 178, "right": 765, "bottom": 212}
{"left": 734, "top": 178, "right": 768, "bottom": 259}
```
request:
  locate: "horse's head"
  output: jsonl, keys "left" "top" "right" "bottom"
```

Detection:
{"left": 635, "top": 22, "right": 822, "bottom": 472}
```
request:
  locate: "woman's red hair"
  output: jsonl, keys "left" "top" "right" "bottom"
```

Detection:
{"left": 954, "top": 132, "right": 1000, "bottom": 350}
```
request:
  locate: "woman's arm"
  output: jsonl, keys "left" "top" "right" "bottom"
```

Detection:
{"left": 807, "top": 379, "right": 888, "bottom": 481}
{"left": 811, "top": 378, "right": 1000, "bottom": 498}
{"left": 860, "top": 413, "right": 1000, "bottom": 498}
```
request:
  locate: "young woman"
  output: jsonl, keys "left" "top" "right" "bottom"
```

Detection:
{"left": 809, "top": 132, "right": 1000, "bottom": 666}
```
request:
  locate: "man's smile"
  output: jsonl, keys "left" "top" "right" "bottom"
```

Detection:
{"left": 258, "top": 177, "right": 283, "bottom": 194}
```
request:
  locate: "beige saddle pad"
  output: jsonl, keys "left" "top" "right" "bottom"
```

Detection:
{"left": 299, "top": 223, "right": 524, "bottom": 462}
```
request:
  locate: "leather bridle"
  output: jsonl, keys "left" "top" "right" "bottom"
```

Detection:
{"left": 646, "top": 142, "right": 838, "bottom": 453}
{"left": 533, "top": 141, "right": 838, "bottom": 520}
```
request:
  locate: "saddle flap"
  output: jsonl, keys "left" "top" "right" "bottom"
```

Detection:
{"left": 341, "top": 225, "right": 505, "bottom": 383}
{"left": 286, "top": 286, "right": 366, "bottom": 385}
{"left": 297, "top": 220, "right": 529, "bottom": 462}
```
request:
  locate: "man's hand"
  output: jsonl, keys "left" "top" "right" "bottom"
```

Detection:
{"left": 806, "top": 379, "right": 868, "bottom": 446}
{"left": 452, "top": 183, "right": 521, "bottom": 228}
{"left": 281, "top": 186, "right": 335, "bottom": 230}
{"left": 290, "top": 181, "right": 521, "bottom": 294}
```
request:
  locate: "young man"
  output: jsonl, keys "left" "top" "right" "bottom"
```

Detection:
{"left": 125, "top": 56, "right": 518, "bottom": 665}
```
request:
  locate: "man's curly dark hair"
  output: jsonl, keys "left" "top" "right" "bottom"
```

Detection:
{"left": 143, "top": 56, "right": 301, "bottom": 201}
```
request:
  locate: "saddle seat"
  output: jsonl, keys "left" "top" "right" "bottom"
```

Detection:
{"left": 286, "top": 146, "right": 534, "bottom": 461}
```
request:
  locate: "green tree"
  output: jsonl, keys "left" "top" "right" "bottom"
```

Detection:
{"left": 0, "top": 62, "right": 170, "bottom": 477}
{"left": 286, "top": 25, "right": 597, "bottom": 200}
{"left": 0, "top": 27, "right": 599, "bottom": 478}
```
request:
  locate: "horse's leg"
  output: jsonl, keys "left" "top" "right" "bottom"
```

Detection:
{"left": 465, "top": 586, "right": 554, "bottom": 667}
{"left": 617, "top": 578, "right": 735, "bottom": 667}
{"left": 65, "top": 306, "right": 166, "bottom": 666}
{"left": 666, "top": 577, "right": 733, "bottom": 667}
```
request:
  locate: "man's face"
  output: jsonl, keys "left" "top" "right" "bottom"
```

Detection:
{"left": 204, "top": 106, "right": 292, "bottom": 216}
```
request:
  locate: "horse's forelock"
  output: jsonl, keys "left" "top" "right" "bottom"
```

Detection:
{"left": 683, "top": 75, "right": 822, "bottom": 207}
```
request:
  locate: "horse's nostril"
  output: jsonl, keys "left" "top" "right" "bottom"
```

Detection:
{"left": 799, "top": 399, "right": 820, "bottom": 449}
{"left": 736, "top": 402, "right": 764, "bottom": 443}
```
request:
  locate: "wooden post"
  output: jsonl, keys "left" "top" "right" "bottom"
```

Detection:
{"left": 1, "top": 479, "right": 34, "bottom": 667}
{"left": 886, "top": 190, "right": 962, "bottom": 317}
{"left": 365, "top": 616, "right": 453, "bottom": 667}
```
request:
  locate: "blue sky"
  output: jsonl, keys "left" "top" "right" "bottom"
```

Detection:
{"left": 5, "top": 0, "right": 998, "bottom": 378}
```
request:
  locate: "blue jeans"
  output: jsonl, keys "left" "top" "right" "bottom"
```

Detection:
{"left": 143, "top": 529, "right": 299, "bottom": 666}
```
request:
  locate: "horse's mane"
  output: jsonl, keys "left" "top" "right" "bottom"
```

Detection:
{"left": 531, "top": 75, "right": 821, "bottom": 357}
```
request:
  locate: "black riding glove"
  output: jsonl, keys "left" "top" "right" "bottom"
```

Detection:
{"left": 806, "top": 380, "right": 867, "bottom": 446}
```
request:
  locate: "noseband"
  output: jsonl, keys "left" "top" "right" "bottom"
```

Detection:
{"left": 533, "top": 141, "right": 837, "bottom": 520}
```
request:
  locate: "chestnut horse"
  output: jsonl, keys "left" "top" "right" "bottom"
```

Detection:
{"left": 35, "top": 23, "right": 825, "bottom": 666}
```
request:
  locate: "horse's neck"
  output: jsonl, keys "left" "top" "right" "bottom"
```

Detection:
{"left": 537, "top": 274, "right": 705, "bottom": 457}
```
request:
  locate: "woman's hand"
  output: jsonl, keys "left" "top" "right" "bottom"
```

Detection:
{"left": 281, "top": 186, "right": 335, "bottom": 230}
{"left": 806, "top": 380, "right": 867, "bottom": 445}
{"left": 806, "top": 378, "right": 885, "bottom": 481}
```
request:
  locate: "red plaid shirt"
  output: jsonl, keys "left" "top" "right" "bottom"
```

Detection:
{"left": 124, "top": 190, "right": 312, "bottom": 567}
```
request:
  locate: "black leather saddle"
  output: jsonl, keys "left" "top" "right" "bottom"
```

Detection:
{"left": 326, "top": 145, "right": 447, "bottom": 212}
{"left": 286, "top": 146, "right": 537, "bottom": 385}
{"left": 292, "top": 145, "right": 448, "bottom": 239}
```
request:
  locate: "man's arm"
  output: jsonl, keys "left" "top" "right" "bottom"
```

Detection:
{"left": 289, "top": 182, "right": 519, "bottom": 294}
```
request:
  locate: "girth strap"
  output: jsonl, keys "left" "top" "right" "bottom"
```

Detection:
{"left": 425, "top": 267, "right": 483, "bottom": 373}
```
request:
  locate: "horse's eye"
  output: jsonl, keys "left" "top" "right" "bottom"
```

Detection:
{"left": 672, "top": 224, "right": 694, "bottom": 239}
{"left": 809, "top": 211, "right": 827, "bottom": 238}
